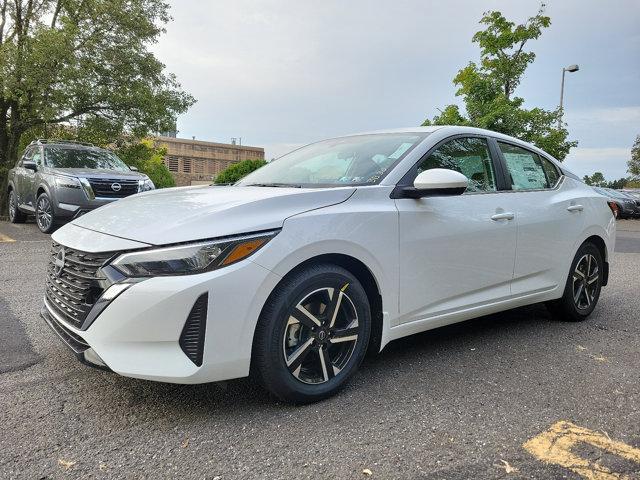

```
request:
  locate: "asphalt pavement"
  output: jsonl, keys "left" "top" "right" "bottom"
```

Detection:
{"left": 0, "top": 219, "right": 639, "bottom": 479}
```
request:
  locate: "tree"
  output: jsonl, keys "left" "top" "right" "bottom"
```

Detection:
{"left": 606, "top": 178, "right": 627, "bottom": 190}
{"left": 628, "top": 135, "right": 640, "bottom": 178}
{"left": 0, "top": 0, "right": 194, "bottom": 214}
{"left": 423, "top": 7, "right": 577, "bottom": 160}
{"left": 214, "top": 159, "right": 267, "bottom": 184}
{"left": 582, "top": 172, "right": 606, "bottom": 187}
{"left": 114, "top": 139, "right": 175, "bottom": 189}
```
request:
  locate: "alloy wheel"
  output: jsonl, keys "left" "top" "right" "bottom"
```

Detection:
{"left": 36, "top": 196, "right": 53, "bottom": 231}
{"left": 282, "top": 286, "right": 360, "bottom": 384}
{"left": 8, "top": 192, "right": 16, "bottom": 221}
{"left": 572, "top": 254, "right": 599, "bottom": 310}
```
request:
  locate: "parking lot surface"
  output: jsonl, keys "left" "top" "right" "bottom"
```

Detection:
{"left": 1, "top": 219, "right": 639, "bottom": 479}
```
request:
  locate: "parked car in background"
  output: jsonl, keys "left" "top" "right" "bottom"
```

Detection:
{"left": 593, "top": 187, "right": 640, "bottom": 219}
{"left": 42, "top": 126, "right": 615, "bottom": 403}
{"left": 7, "top": 140, "right": 155, "bottom": 233}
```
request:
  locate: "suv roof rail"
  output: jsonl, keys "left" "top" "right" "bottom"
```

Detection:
{"left": 28, "top": 138, "right": 95, "bottom": 147}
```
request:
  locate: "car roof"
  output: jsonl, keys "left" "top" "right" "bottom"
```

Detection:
{"left": 335, "top": 125, "right": 576, "bottom": 177}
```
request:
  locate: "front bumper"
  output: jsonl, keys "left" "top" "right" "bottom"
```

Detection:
{"left": 41, "top": 258, "right": 282, "bottom": 384}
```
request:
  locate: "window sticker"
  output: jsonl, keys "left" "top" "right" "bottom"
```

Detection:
{"left": 388, "top": 142, "right": 414, "bottom": 159}
{"left": 503, "top": 152, "right": 547, "bottom": 190}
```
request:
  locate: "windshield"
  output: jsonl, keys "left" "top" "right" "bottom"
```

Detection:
{"left": 44, "top": 146, "right": 130, "bottom": 171}
{"left": 237, "top": 133, "right": 428, "bottom": 187}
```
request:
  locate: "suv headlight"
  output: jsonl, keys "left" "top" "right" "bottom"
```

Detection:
{"left": 111, "top": 230, "right": 279, "bottom": 277}
{"left": 138, "top": 178, "right": 155, "bottom": 192}
{"left": 54, "top": 175, "right": 81, "bottom": 189}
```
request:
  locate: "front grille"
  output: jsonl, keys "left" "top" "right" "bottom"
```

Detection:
{"left": 45, "top": 243, "right": 115, "bottom": 329}
{"left": 179, "top": 293, "right": 208, "bottom": 366}
{"left": 88, "top": 178, "right": 139, "bottom": 198}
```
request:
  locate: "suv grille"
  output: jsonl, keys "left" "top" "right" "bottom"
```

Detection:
{"left": 45, "top": 243, "right": 115, "bottom": 329}
{"left": 88, "top": 178, "right": 139, "bottom": 198}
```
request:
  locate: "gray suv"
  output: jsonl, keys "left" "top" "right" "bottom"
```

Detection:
{"left": 7, "top": 140, "right": 154, "bottom": 233}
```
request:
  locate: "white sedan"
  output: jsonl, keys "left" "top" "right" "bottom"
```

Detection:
{"left": 43, "top": 126, "right": 616, "bottom": 403}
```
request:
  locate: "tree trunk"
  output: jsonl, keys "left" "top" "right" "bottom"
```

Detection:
{"left": 0, "top": 120, "right": 21, "bottom": 219}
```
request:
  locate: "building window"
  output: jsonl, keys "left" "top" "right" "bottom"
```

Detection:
{"left": 182, "top": 158, "right": 192, "bottom": 173}
{"left": 194, "top": 159, "right": 205, "bottom": 174}
{"left": 167, "top": 157, "right": 179, "bottom": 172}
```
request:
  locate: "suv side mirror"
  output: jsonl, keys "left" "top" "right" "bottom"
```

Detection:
{"left": 394, "top": 168, "right": 469, "bottom": 198}
{"left": 23, "top": 160, "right": 38, "bottom": 172}
{"left": 128, "top": 165, "right": 139, "bottom": 172}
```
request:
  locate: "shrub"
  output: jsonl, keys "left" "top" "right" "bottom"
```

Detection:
{"left": 214, "top": 159, "right": 267, "bottom": 184}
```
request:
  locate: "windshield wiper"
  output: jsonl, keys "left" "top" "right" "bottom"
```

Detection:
{"left": 245, "top": 183, "right": 302, "bottom": 188}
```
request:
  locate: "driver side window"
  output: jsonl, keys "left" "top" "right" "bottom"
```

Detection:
{"left": 417, "top": 137, "right": 497, "bottom": 193}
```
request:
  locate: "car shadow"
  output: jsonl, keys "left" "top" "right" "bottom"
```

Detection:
{"left": 99, "top": 303, "right": 558, "bottom": 417}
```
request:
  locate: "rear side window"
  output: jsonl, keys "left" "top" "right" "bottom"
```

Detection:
{"left": 418, "top": 137, "right": 497, "bottom": 193}
{"left": 498, "top": 142, "right": 559, "bottom": 190}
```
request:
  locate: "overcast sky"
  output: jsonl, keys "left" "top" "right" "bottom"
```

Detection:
{"left": 154, "top": 0, "right": 640, "bottom": 181}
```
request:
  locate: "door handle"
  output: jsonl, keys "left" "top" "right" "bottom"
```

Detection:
{"left": 567, "top": 205, "right": 584, "bottom": 212}
{"left": 491, "top": 212, "right": 515, "bottom": 221}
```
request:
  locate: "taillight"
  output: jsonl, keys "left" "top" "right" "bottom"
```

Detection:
{"left": 607, "top": 201, "right": 619, "bottom": 218}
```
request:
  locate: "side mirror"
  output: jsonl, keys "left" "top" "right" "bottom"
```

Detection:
{"left": 129, "top": 165, "right": 139, "bottom": 172}
{"left": 393, "top": 168, "right": 468, "bottom": 198}
{"left": 23, "top": 161, "right": 38, "bottom": 172}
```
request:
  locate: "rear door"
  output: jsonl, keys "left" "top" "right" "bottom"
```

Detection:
{"left": 395, "top": 135, "right": 517, "bottom": 324}
{"left": 493, "top": 140, "right": 585, "bottom": 295}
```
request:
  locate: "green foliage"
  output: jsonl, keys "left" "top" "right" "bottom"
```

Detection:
{"left": 0, "top": 0, "right": 195, "bottom": 212}
{"left": 114, "top": 139, "right": 175, "bottom": 189}
{"left": 582, "top": 172, "right": 606, "bottom": 187}
{"left": 582, "top": 172, "right": 629, "bottom": 189}
{"left": 628, "top": 135, "right": 640, "bottom": 178}
{"left": 214, "top": 159, "right": 267, "bottom": 185}
{"left": 423, "top": 7, "right": 577, "bottom": 160}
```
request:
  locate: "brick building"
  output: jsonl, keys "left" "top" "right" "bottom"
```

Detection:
{"left": 153, "top": 136, "right": 265, "bottom": 186}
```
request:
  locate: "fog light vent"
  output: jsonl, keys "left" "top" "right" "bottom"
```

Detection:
{"left": 179, "top": 293, "right": 208, "bottom": 366}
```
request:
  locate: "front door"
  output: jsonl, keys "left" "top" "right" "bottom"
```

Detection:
{"left": 395, "top": 136, "right": 517, "bottom": 325}
{"left": 22, "top": 148, "right": 42, "bottom": 208}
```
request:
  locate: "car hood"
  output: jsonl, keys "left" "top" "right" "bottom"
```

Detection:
{"left": 71, "top": 185, "right": 356, "bottom": 245}
{"left": 51, "top": 167, "right": 146, "bottom": 179}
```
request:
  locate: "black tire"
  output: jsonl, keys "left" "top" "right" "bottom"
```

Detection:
{"left": 252, "top": 264, "right": 371, "bottom": 403}
{"left": 35, "top": 192, "right": 57, "bottom": 234}
{"left": 8, "top": 189, "right": 26, "bottom": 223}
{"left": 546, "top": 242, "right": 603, "bottom": 322}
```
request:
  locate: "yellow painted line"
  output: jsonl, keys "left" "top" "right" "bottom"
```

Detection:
{"left": 524, "top": 421, "right": 640, "bottom": 480}
{"left": 0, "top": 233, "right": 16, "bottom": 243}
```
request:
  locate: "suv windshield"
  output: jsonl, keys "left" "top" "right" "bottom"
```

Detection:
{"left": 237, "top": 133, "right": 428, "bottom": 187}
{"left": 44, "top": 146, "right": 130, "bottom": 171}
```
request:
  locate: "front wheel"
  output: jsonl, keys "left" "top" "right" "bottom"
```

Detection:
{"left": 546, "top": 242, "right": 603, "bottom": 322}
{"left": 252, "top": 264, "right": 371, "bottom": 403}
{"left": 8, "top": 190, "right": 27, "bottom": 223}
{"left": 35, "top": 192, "right": 57, "bottom": 234}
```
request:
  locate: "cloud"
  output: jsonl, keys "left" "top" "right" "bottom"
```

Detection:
{"left": 563, "top": 147, "right": 631, "bottom": 180}
{"left": 153, "top": 0, "right": 640, "bottom": 179}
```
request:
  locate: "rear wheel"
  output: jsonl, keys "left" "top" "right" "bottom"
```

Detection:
{"left": 35, "top": 192, "right": 57, "bottom": 234}
{"left": 8, "top": 189, "right": 26, "bottom": 223}
{"left": 252, "top": 264, "right": 371, "bottom": 403}
{"left": 546, "top": 242, "right": 603, "bottom": 322}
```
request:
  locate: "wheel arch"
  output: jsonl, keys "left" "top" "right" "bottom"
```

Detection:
{"left": 583, "top": 235, "right": 609, "bottom": 286}
{"left": 255, "top": 253, "right": 384, "bottom": 357}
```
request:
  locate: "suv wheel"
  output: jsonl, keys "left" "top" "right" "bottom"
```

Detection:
{"left": 253, "top": 264, "right": 371, "bottom": 403}
{"left": 35, "top": 192, "right": 56, "bottom": 233}
{"left": 8, "top": 189, "right": 26, "bottom": 223}
{"left": 546, "top": 242, "right": 603, "bottom": 322}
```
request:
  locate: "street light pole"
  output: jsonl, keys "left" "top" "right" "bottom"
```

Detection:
{"left": 558, "top": 64, "right": 579, "bottom": 129}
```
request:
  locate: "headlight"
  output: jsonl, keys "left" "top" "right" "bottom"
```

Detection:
{"left": 54, "top": 175, "right": 81, "bottom": 189}
{"left": 138, "top": 178, "right": 155, "bottom": 192}
{"left": 111, "top": 230, "right": 279, "bottom": 277}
